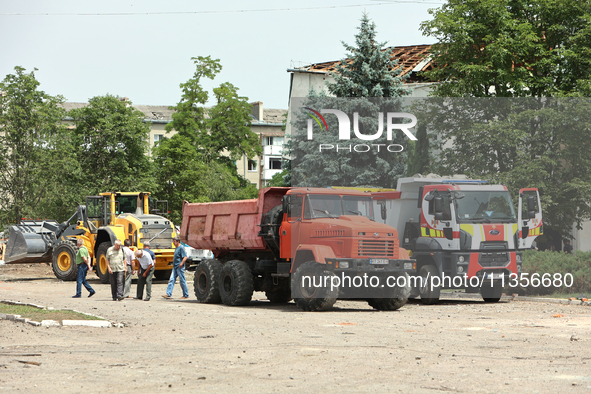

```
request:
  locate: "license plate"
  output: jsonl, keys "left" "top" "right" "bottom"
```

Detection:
{"left": 404, "top": 262, "right": 413, "bottom": 270}
{"left": 370, "top": 258, "right": 389, "bottom": 265}
{"left": 486, "top": 273, "right": 503, "bottom": 280}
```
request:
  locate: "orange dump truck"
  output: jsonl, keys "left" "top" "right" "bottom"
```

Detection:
{"left": 180, "top": 187, "right": 416, "bottom": 311}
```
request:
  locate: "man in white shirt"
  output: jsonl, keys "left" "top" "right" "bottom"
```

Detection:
{"left": 122, "top": 239, "right": 136, "bottom": 299}
{"left": 134, "top": 249, "right": 154, "bottom": 301}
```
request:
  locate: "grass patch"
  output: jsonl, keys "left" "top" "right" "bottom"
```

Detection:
{"left": 510, "top": 250, "right": 591, "bottom": 297}
{"left": 0, "top": 302, "right": 104, "bottom": 323}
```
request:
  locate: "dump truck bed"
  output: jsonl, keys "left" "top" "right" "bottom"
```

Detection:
{"left": 180, "top": 187, "right": 288, "bottom": 253}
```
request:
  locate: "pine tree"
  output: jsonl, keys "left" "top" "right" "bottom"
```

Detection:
{"left": 327, "top": 13, "right": 409, "bottom": 98}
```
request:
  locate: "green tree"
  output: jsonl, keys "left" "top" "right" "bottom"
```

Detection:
{"left": 154, "top": 56, "right": 260, "bottom": 222}
{"left": 405, "top": 124, "right": 430, "bottom": 176}
{"left": 327, "top": 12, "right": 409, "bottom": 98}
{"left": 419, "top": 1, "right": 591, "bottom": 238}
{"left": 68, "top": 95, "right": 153, "bottom": 194}
{"left": 166, "top": 56, "right": 261, "bottom": 162}
{"left": 420, "top": 0, "right": 591, "bottom": 97}
{"left": 0, "top": 67, "right": 74, "bottom": 224}
{"left": 289, "top": 14, "right": 412, "bottom": 188}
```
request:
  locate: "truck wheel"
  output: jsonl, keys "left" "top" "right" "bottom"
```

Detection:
{"left": 419, "top": 265, "right": 440, "bottom": 305}
{"left": 51, "top": 241, "right": 79, "bottom": 281}
{"left": 481, "top": 280, "right": 503, "bottom": 303}
{"left": 292, "top": 261, "right": 337, "bottom": 311}
{"left": 154, "top": 269, "right": 172, "bottom": 281}
{"left": 219, "top": 260, "right": 254, "bottom": 306}
{"left": 194, "top": 260, "right": 222, "bottom": 303}
{"left": 367, "top": 298, "right": 407, "bottom": 311}
{"left": 264, "top": 277, "right": 292, "bottom": 304}
{"left": 96, "top": 242, "right": 111, "bottom": 284}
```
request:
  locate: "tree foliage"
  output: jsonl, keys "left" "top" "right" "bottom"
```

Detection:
{"left": 289, "top": 13, "right": 412, "bottom": 188}
{"left": 405, "top": 123, "right": 430, "bottom": 176}
{"left": 166, "top": 56, "right": 261, "bottom": 162}
{"left": 419, "top": 1, "right": 591, "bottom": 238}
{"left": 421, "top": 98, "right": 591, "bottom": 239}
{"left": 68, "top": 95, "right": 153, "bottom": 194}
{"left": 290, "top": 95, "right": 410, "bottom": 188}
{"left": 421, "top": 0, "right": 591, "bottom": 97}
{"left": 152, "top": 135, "right": 257, "bottom": 224}
{"left": 327, "top": 13, "right": 409, "bottom": 98}
{"left": 154, "top": 56, "right": 260, "bottom": 223}
{"left": 0, "top": 67, "right": 73, "bottom": 224}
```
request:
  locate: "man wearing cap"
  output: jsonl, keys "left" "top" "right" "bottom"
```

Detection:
{"left": 162, "top": 236, "right": 189, "bottom": 299}
{"left": 135, "top": 248, "right": 154, "bottom": 301}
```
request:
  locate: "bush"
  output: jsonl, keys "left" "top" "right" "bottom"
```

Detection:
{"left": 511, "top": 250, "right": 591, "bottom": 296}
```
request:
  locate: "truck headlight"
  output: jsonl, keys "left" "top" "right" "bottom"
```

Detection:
{"left": 458, "top": 256, "right": 465, "bottom": 263}
{"left": 516, "top": 254, "right": 522, "bottom": 263}
{"left": 457, "top": 266, "right": 464, "bottom": 273}
{"left": 339, "top": 261, "right": 349, "bottom": 269}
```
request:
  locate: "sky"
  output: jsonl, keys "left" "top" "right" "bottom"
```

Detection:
{"left": 0, "top": 0, "right": 440, "bottom": 110}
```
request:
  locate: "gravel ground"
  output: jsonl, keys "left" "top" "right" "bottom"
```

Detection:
{"left": 0, "top": 263, "right": 590, "bottom": 393}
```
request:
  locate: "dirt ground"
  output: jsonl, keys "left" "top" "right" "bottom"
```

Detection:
{"left": 0, "top": 263, "right": 590, "bottom": 393}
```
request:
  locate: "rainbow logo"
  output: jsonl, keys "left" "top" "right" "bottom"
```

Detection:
{"left": 304, "top": 107, "right": 328, "bottom": 131}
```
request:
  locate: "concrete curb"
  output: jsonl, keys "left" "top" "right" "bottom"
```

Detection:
{"left": 0, "top": 299, "right": 115, "bottom": 327}
{"left": 444, "top": 292, "right": 590, "bottom": 306}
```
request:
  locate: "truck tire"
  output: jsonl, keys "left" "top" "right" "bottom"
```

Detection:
{"left": 481, "top": 280, "right": 503, "bottom": 303}
{"left": 263, "top": 276, "right": 292, "bottom": 304}
{"left": 419, "top": 265, "right": 440, "bottom": 305}
{"left": 51, "top": 241, "right": 79, "bottom": 281}
{"left": 292, "top": 261, "right": 337, "bottom": 311}
{"left": 367, "top": 273, "right": 411, "bottom": 310}
{"left": 194, "top": 260, "right": 222, "bottom": 303}
{"left": 219, "top": 260, "right": 254, "bottom": 306}
{"left": 96, "top": 242, "right": 111, "bottom": 284}
{"left": 367, "top": 297, "right": 407, "bottom": 311}
{"left": 154, "top": 269, "right": 172, "bottom": 281}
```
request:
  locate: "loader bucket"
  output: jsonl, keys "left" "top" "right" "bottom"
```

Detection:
{"left": 4, "top": 221, "right": 58, "bottom": 264}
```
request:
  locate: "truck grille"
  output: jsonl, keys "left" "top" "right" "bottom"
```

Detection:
{"left": 479, "top": 242, "right": 509, "bottom": 267}
{"left": 356, "top": 240, "right": 395, "bottom": 257}
{"left": 141, "top": 227, "right": 173, "bottom": 249}
{"left": 314, "top": 230, "right": 345, "bottom": 237}
{"left": 479, "top": 252, "right": 509, "bottom": 267}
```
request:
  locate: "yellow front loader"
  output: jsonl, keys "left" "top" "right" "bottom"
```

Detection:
{"left": 5, "top": 192, "right": 177, "bottom": 282}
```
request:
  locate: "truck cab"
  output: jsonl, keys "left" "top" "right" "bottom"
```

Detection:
{"left": 373, "top": 177, "right": 542, "bottom": 304}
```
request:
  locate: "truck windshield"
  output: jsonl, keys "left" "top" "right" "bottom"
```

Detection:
{"left": 304, "top": 194, "right": 374, "bottom": 220}
{"left": 454, "top": 191, "right": 516, "bottom": 222}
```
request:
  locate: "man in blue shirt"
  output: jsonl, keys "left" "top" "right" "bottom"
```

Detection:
{"left": 162, "top": 236, "right": 189, "bottom": 299}
{"left": 143, "top": 240, "right": 156, "bottom": 260}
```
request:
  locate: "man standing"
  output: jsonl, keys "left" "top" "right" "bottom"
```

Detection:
{"left": 122, "top": 239, "right": 135, "bottom": 298}
{"left": 106, "top": 239, "right": 127, "bottom": 301}
{"left": 563, "top": 239, "right": 573, "bottom": 254}
{"left": 135, "top": 249, "right": 155, "bottom": 301}
{"left": 73, "top": 238, "right": 95, "bottom": 298}
{"left": 162, "top": 236, "right": 189, "bottom": 299}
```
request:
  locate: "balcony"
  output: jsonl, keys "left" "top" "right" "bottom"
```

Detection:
{"left": 263, "top": 145, "right": 283, "bottom": 156}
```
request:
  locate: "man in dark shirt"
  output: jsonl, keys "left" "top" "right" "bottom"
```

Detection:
{"left": 563, "top": 239, "right": 573, "bottom": 254}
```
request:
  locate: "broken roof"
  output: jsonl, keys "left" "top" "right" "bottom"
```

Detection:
{"left": 293, "top": 44, "right": 433, "bottom": 83}
{"left": 61, "top": 103, "right": 286, "bottom": 124}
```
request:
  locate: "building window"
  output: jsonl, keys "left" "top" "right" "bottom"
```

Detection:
{"left": 248, "top": 159, "right": 257, "bottom": 172}
{"left": 269, "top": 158, "right": 282, "bottom": 170}
{"left": 154, "top": 134, "right": 164, "bottom": 144}
{"left": 265, "top": 137, "right": 284, "bottom": 146}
